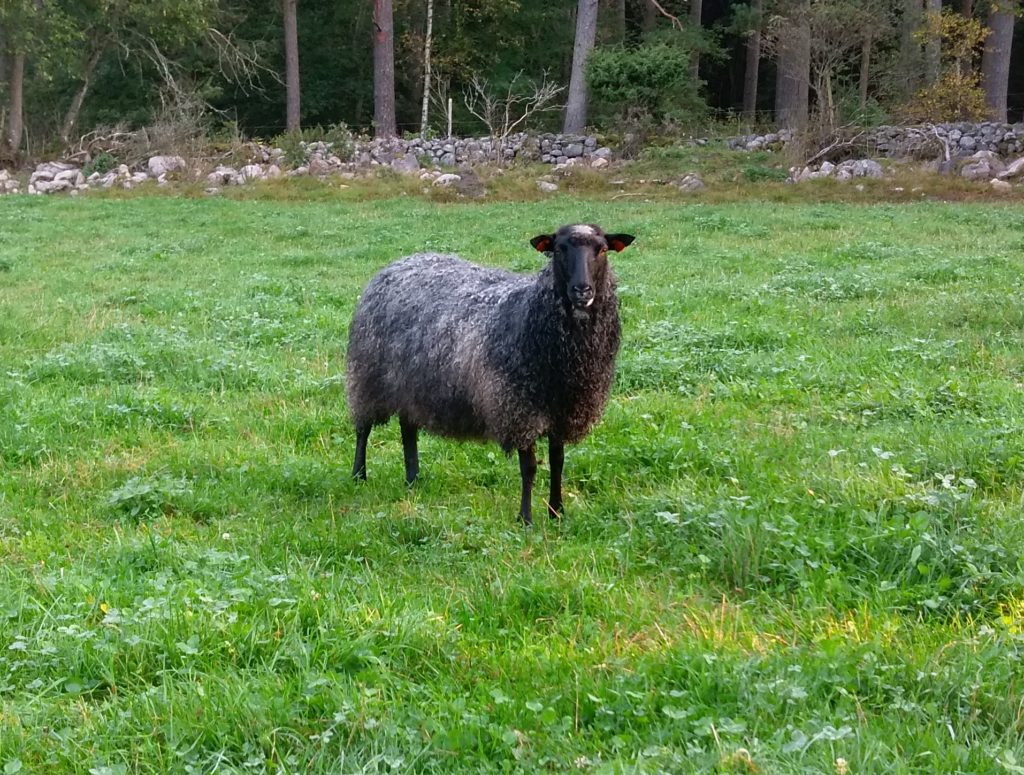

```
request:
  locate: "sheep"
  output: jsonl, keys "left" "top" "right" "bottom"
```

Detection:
{"left": 345, "top": 224, "right": 635, "bottom": 525}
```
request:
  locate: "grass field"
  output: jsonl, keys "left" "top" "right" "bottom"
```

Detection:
{"left": 1, "top": 192, "right": 1024, "bottom": 773}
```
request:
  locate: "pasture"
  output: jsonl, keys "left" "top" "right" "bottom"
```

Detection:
{"left": 1, "top": 193, "right": 1023, "bottom": 773}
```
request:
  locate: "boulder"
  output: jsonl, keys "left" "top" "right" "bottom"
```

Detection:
{"left": 433, "top": 173, "right": 462, "bottom": 187}
{"left": 990, "top": 178, "right": 1013, "bottom": 192}
{"left": 997, "top": 156, "right": 1024, "bottom": 179}
{"left": 239, "top": 164, "right": 265, "bottom": 182}
{"left": 147, "top": 155, "right": 186, "bottom": 177}
{"left": 537, "top": 180, "right": 559, "bottom": 193}
{"left": 207, "top": 166, "right": 239, "bottom": 186}
{"left": 678, "top": 173, "right": 706, "bottom": 191}
{"left": 390, "top": 152, "right": 420, "bottom": 175}
{"left": 591, "top": 157, "right": 609, "bottom": 169}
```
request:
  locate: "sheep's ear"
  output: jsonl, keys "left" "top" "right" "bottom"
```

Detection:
{"left": 530, "top": 234, "right": 554, "bottom": 253}
{"left": 605, "top": 234, "right": 635, "bottom": 252}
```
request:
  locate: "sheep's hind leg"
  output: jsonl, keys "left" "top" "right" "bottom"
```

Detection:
{"left": 547, "top": 437, "right": 564, "bottom": 519}
{"left": 518, "top": 444, "right": 537, "bottom": 526}
{"left": 400, "top": 417, "right": 419, "bottom": 485}
{"left": 352, "top": 424, "right": 370, "bottom": 480}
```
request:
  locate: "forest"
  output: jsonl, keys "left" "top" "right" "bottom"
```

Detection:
{"left": 0, "top": 0, "right": 1022, "bottom": 159}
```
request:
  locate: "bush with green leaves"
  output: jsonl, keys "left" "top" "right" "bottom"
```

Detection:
{"left": 82, "top": 152, "right": 117, "bottom": 177}
{"left": 587, "top": 39, "right": 706, "bottom": 128}
{"left": 271, "top": 123, "right": 356, "bottom": 168}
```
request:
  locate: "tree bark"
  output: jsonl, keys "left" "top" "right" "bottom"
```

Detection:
{"left": 688, "top": 0, "right": 702, "bottom": 79}
{"left": 923, "top": 0, "right": 942, "bottom": 87}
{"left": 60, "top": 44, "right": 106, "bottom": 145}
{"left": 774, "top": 3, "right": 810, "bottom": 129}
{"left": 642, "top": 0, "right": 657, "bottom": 33}
{"left": 956, "top": 0, "right": 974, "bottom": 76}
{"left": 899, "top": 0, "right": 923, "bottom": 97}
{"left": 741, "top": 0, "right": 761, "bottom": 120}
{"left": 419, "top": 0, "right": 433, "bottom": 136}
{"left": 282, "top": 0, "right": 301, "bottom": 132}
{"left": 616, "top": 0, "right": 626, "bottom": 42}
{"left": 373, "top": 0, "right": 397, "bottom": 138}
{"left": 564, "top": 0, "right": 599, "bottom": 134}
{"left": 858, "top": 33, "right": 872, "bottom": 112}
{"left": 5, "top": 51, "right": 24, "bottom": 154}
{"left": 981, "top": 0, "right": 1016, "bottom": 121}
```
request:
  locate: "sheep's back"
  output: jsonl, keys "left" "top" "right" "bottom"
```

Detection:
{"left": 346, "top": 253, "right": 533, "bottom": 438}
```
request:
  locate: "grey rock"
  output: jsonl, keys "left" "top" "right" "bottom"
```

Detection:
{"left": 440, "top": 152, "right": 456, "bottom": 167}
{"left": 565, "top": 143, "right": 584, "bottom": 158}
{"left": 207, "top": 165, "right": 239, "bottom": 185}
{"left": 433, "top": 173, "right": 462, "bottom": 187}
{"left": 537, "top": 180, "right": 558, "bottom": 193}
{"left": 998, "top": 156, "right": 1024, "bottom": 179}
{"left": 990, "top": 178, "right": 1012, "bottom": 192}
{"left": 591, "top": 157, "right": 609, "bottom": 169}
{"left": 593, "top": 147, "right": 613, "bottom": 159}
{"left": 390, "top": 152, "right": 421, "bottom": 175}
{"left": 240, "top": 164, "right": 265, "bottom": 182}
{"left": 959, "top": 135, "right": 977, "bottom": 151}
{"left": 147, "top": 155, "right": 186, "bottom": 177}
{"left": 677, "top": 173, "right": 705, "bottom": 191}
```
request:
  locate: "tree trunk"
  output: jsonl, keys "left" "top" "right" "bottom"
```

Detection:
{"left": 774, "top": 5, "right": 810, "bottom": 129}
{"left": 420, "top": 0, "right": 433, "bottom": 136}
{"left": 923, "top": 0, "right": 942, "bottom": 87}
{"left": 642, "top": 0, "right": 657, "bottom": 33}
{"left": 741, "top": 0, "right": 761, "bottom": 120}
{"left": 282, "top": 0, "right": 301, "bottom": 132}
{"left": 899, "top": 0, "right": 923, "bottom": 97}
{"left": 60, "top": 44, "right": 106, "bottom": 146}
{"left": 564, "top": 0, "right": 599, "bottom": 134}
{"left": 373, "top": 0, "right": 397, "bottom": 138}
{"left": 956, "top": 0, "right": 974, "bottom": 76}
{"left": 688, "top": 0, "right": 702, "bottom": 79}
{"left": 859, "top": 33, "right": 872, "bottom": 112}
{"left": 5, "top": 51, "right": 24, "bottom": 154}
{"left": 981, "top": 0, "right": 1015, "bottom": 121}
{"left": 616, "top": 0, "right": 626, "bottom": 42}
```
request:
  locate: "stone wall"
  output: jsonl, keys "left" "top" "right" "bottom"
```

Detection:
{"left": 729, "top": 122, "right": 1024, "bottom": 158}
{"left": 1, "top": 131, "right": 616, "bottom": 196}
{"left": 352, "top": 132, "right": 612, "bottom": 167}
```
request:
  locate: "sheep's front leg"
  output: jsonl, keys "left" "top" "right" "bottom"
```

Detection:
{"left": 400, "top": 417, "right": 419, "bottom": 485}
{"left": 548, "top": 438, "right": 564, "bottom": 519}
{"left": 518, "top": 444, "right": 537, "bottom": 526}
{"left": 352, "top": 425, "right": 370, "bottom": 480}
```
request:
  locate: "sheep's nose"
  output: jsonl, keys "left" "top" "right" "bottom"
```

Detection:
{"left": 572, "top": 284, "right": 594, "bottom": 298}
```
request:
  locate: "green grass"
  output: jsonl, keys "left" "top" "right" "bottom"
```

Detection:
{"left": 1, "top": 194, "right": 1024, "bottom": 773}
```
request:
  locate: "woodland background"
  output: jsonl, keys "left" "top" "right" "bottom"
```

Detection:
{"left": 0, "top": 0, "right": 1021, "bottom": 161}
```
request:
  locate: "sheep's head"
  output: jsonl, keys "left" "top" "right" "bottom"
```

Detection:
{"left": 530, "top": 224, "right": 634, "bottom": 310}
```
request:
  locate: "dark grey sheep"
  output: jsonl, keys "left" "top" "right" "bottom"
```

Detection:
{"left": 345, "top": 224, "right": 635, "bottom": 525}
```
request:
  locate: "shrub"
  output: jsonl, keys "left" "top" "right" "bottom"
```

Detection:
{"left": 587, "top": 39, "right": 706, "bottom": 128}
{"left": 271, "top": 122, "right": 355, "bottom": 167}
{"left": 83, "top": 152, "right": 117, "bottom": 177}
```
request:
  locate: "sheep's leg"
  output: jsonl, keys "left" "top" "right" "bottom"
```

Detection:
{"left": 548, "top": 438, "right": 564, "bottom": 519}
{"left": 400, "top": 417, "right": 419, "bottom": 485}
{"left": 352, "top": 425, "right": 370, "bottom": 480}
{"left": 518, "top": 444, "right": 537, "bottom": 526}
